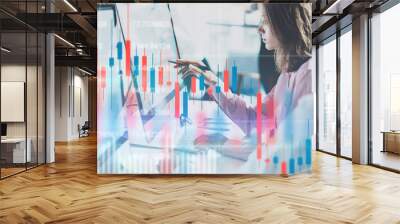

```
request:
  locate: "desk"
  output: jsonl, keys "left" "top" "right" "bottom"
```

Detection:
{"left": 1, "top": 138, "right": 31, "bottom": 163}
{"left": 382, "top": 131, "right": 400, "bottom": 154}
{"left": 98, "top": 100, "right": 250, "bottom": 174}
{"left": 109, "top": 142, "right": 246, "bottom": 174}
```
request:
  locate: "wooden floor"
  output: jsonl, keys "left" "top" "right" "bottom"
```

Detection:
{"left": 1, "top": 135, "right": 400, "bottom": 224}
{"left": 0, "top": 167, "right": 26, "bottom": 178}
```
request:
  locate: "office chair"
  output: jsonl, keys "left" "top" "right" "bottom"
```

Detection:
{"left": 79, "top": 121, "right": 90, "bottom": 138}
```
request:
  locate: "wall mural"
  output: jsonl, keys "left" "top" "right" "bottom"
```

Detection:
{"left": 97, "top": 3, "right": 314, "bottom": 174}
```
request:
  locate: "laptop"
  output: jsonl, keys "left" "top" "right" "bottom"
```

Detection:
{"left": 123, "top": 4, "right": 242, "bottom": 152}
{"left": 108, "top": 4, "right": 243, "bottom": 154}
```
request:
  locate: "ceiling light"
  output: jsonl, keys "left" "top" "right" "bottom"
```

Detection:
{"left": 78, "top": 67, "right": 93, "bottom": 76}
{"left": 322, "top": 0, "right": 354, "bottom": 15}
{"left": 63, "top": 0, "right": 78, "bottom": 12}
{"left": 323, "top": 0, "right": 341, "bottom": 14}
{"left": 54, "top": 34, "right": 75, "bottom": 48}
{"left": 1, "top": 47, "right": 11, "bottom": 53}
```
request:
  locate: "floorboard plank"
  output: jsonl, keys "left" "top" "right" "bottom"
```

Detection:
{"left": 1, "top": 135, "right": 400, "bottom": 223}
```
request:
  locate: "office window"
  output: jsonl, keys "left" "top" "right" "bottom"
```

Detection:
{"left": 169, "top": 4, "right": 262, "bottom": 95}
{"left": 340, "top": 29, "right": 352, "bottom": 158}
{"left": 318, "top": 37, "right": 337, "bottom": 154}
{"left": 170, "top": 4, "right": 261, "bottom": 73}
{"left": 371, "top": 3, "right": 400, "bottom": 171}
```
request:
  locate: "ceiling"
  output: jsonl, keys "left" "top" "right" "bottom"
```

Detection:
{"left": 0, "top": 0, "right": 392, "bottom": 74}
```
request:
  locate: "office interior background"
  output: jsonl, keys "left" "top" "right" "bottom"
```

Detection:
{"left": 1, "top": 0, "right": 400, "bottom": 223}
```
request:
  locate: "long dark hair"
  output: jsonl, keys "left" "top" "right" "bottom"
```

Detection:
{"left": 263, "top": 3, "right": 312, "bottom": 73}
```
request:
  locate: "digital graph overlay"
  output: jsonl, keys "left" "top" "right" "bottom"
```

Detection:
{"left": 97, "top": 3, "right": 313, "bottom": 175}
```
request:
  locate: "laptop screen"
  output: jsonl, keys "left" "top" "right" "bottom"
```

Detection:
{"left": 117, "top": 3, "right": 180, "bottom": 115}
{"left": 107, "top": 4, "right": 185, "bottom": 144}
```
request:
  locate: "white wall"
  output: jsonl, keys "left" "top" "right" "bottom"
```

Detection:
{"left": 1, "top": 65, "right": 42, "bottom": 137}
{"left": 1, "top": 65, "right": 27, "bottom": 140}
{"left": 71, "top": 72, "right": 89, "bottom": 138}
{"left": 54, "top": 67, "right": 89, "bottom": 141}
{"left": 55, "top": 67, "right": 69, "bottom": 141}
{"left": 1, "top": 64, "right": 46, "bottom": 163}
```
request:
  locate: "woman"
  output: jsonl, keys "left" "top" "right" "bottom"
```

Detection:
{"left": 177, "top": 3, "right": 312, "bottom": 140}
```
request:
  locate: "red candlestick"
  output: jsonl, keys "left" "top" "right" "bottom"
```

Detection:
{"left": 142, "top": 52, "right": 147, "bottom": 92}
{"left": 158, "top": 66, "right": 163, "bottom": 86}
{"left": 256, "top": 92, "right": 262, "bottom": 160}
{"left": 101, "top": 66, "right": 106, "bottom": 89}
{"left": 125, "top": 40, "right": 131, "bottom": 77}
{"left": 223, "top": 69, "right": 229, "bottom": 92}
{"left": 191, "top": 76, "right": 196, "bottom": 93}
{"left": 174, "top": 82, "right": 180, "bottom": 118}
{"left": 281, "top": 161, "right": 287, "bottom": 175}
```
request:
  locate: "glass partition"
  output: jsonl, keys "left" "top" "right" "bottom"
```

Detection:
{"left": 339, "top": 28, "right": 352, "bottom": 158}
{"left": 0, "top": 30, "right": 28, "bottom": 177}
{"left": 27, "top": 30, "right": 38, "bottom": 169}
{"left": 0, "top": 0, "right": 46, "bottom": 179}
{"left": 317, "top": 36, "right": 337, "bottom": 154}
{"left": 38, "top": 32, "right": 46, "bottom": 165}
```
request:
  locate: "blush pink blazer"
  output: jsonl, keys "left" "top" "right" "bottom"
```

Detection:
{"left": 209, "top": 59, "right": 312, "bottom": 136}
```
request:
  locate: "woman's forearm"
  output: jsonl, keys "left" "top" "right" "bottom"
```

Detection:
{"left": 208, "top": 84, "right": 257, "bottom": 136}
